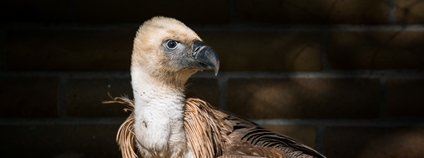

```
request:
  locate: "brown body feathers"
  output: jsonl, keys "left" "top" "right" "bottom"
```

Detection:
{"left": 105, "top": 97, "right": 325, "bottom": 158}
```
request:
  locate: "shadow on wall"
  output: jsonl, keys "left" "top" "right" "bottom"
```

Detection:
{"left": 326, "top": 127, "right": 424, "bottom": 158}
{"left": 327, "top": 31, "right": 424, "bottom": 70}
{"left": 226, "top": 78, "right": 380, "bottom": 119}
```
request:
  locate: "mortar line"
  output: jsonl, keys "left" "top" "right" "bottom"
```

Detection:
{"left": 315, "top": 125, "right": 326, "bottom": 154}
{"left": 218, "top": 75, "right": 229, "bottom": 110}
{"left": 3, "top": 24, "right": 424, "bottom": 31}
{"left": 228, "top": 0, "right": 240, "bottom": 23}
{"left": 379, "top": 77, "right": 388, "bottom": 118}
{"left": 201, "top": 71, "right": 424, "bottom": 79}
{"left": 252, "top": 119, "right": 424, "bottom": 126}
{"left": 0, "top": 118, "right": 126, "bottom": 125}
{"left": 388, "top": 0, "right": 396, "bottom": 24}
{"left": 0, "top": 71, "right": 131, "bottom": 78}
{"left": 2, "top": 118, "right": 423, "bottom": 126}
{"left": 1, "top": 70, "right": 424, "bottom": 79}
{"left": 58, "top": 74, "right": 69, "bottom": 118}
{"left": 67, "top": 0, "right": 75, "bottom": 24}
{"left": 321, "top": 31, "right": 331, "bottom": 71}
{"left": 0, "top": 30, "right": 5, "bottom": 71}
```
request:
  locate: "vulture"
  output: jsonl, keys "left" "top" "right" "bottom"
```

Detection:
{"left": 105, "top": 16, "right": 326, "bottom": 158}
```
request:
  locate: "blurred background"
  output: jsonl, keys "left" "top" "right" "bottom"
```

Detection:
{"left": 1, "top": 0, "right": 424, "bottom": 157}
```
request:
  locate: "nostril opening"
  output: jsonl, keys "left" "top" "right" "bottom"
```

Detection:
{"left": 194, "top": 46, "right": 201, "bottom": 52}
{"left": 193, "top": 40, "right": 205, "bottom": 53}
{"left": 193, "top": 46, "right": 205, "bottom": 57}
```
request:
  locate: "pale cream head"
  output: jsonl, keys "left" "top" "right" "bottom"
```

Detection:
{"left": 131, "top": 16, "right": 219, "bottom": 87}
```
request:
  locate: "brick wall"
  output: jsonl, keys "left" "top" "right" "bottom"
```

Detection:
{"left": 1, "top": 0, "right": 424, "bottom": 157}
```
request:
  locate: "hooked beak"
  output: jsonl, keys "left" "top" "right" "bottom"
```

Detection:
{"left": 192, "top": 40, "right": 220, "bottom": 76}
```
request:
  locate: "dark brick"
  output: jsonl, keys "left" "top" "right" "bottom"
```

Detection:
{"left": 262, "top": 125, "right": 317, "bottom": 149}
{"left": 66, "top": 78, "right": 133, "bottom": 117}
{"left": 1, "top": 0, "right": 71, "bottom": 23}
{"left": 386, "top": 79, "right": 424, "bottom": 118}
{"left": 73, "top": 0, "right": 229, "bottom": 24}
{"left": 227, "top": 78, "right": 380, "bottom": 119}
{"left": 1, "top": 1, "right": 229, "bottom": 24}
{"left": 0, "top": 77, "right": 58, "bottom": 117}
{"left": 0, "top": 124, "right": 121, "bottom": 158}
{"left": 199, "top": 31, "right": 321, "bottom": 71}
{"left": 325, "top": 127, "right": 424, "bottom": 158}
{"left": 3, "top": 30, "right": 134, "bottom": 71}
{"left": 396, "top": 0, "right": 424, "bottom": 24}
{"left": 185, "top": 78, "right": 219, "bottom": 107}
{"left": 236, "top": 0, "right": 388, "bottom": 24}
{"left": 327, "top": 31, "right": 424, "bottom": 70}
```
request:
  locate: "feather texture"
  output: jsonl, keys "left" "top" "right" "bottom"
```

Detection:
{"left": 104, "top": 97, "right": 325, "bottom": 158}
{"left": 106, "top": 16, "right": 325, "bottom": 158}
{"left": 184, "top": 98, "right": 230, "bottom": 158}
{"left": 104, "top": 97, "right": 138, "bottom": 158}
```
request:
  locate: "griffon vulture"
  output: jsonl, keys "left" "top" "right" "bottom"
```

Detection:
{"left": 105, "top": 16, "right": 326, "bottom": 158}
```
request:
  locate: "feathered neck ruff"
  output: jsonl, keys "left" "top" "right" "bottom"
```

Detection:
{"left": 104, "top": 97, "right": 232, "bottom": 158}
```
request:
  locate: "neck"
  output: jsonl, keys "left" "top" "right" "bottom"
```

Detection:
{"left": 131, "top": 64, "right": 188, "bottom": 157}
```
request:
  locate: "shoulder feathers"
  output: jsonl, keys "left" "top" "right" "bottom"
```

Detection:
{"left": 105, "top": 97, "right": 325, "bottom": 158}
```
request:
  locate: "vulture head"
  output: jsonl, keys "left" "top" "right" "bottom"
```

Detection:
{"left": 131, "top": 16, "right": 219, "bottom": 88}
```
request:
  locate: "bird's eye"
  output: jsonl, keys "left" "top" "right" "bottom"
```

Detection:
{"left": 166, "top": 40, "right": 178, "bottom": 49}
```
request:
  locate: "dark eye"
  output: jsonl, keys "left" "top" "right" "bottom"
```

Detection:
{"left": 166, "top": 40, "right": 178, "bottom": 49}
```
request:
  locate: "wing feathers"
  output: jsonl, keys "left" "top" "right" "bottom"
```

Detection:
{"left": 184, "top": 98, "right": 229, "bottom": 157}
{"left": 107, "top": 97, "right": 325, "bottom": 158}
{"left": 223, "top": 117, "right": 325, "bottom": 158}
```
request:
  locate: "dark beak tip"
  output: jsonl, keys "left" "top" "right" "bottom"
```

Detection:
{"left": 210, "top": 55, "right": 219, "bottom": 76}
{"left": 214, "top": 64, "right": 219, "bottom": 76}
